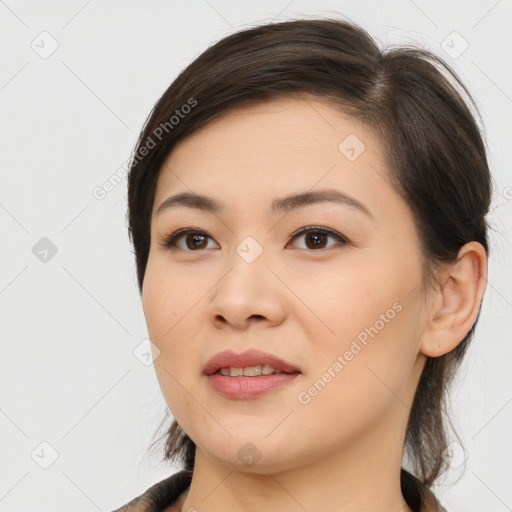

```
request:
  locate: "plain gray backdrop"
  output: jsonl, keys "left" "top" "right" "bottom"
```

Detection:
{"left": 0, "top": 1, "right": 511, "bottom": 511}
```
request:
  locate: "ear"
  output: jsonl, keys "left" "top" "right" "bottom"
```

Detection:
{"left": 419, "top": 241, "right": 488, "bottom": 357}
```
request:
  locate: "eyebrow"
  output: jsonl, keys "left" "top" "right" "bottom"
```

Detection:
{"left": 156, "top": 188, "right": 374, "bottom": 219}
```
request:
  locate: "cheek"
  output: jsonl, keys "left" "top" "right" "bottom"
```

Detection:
{"left": 143, "top": 275, "right": 202, "bottom": 431}
{"left": 292, "top": 252, "right": 421, "bottom": 387}
{"left": 142, "top": 259, "right": 205, "bottom": 388}
{"left": 142, "top": 259, "right": 195, "bottom": 341}
{"left": 287, "top": 258, "right": 398, "bottom": 345}
{"left": 293, "top": 303, "right": 419, "bottom": 446}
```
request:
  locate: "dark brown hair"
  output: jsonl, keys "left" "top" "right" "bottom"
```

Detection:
{"left": 127, "top": 16, "right": 491, "bottom": 491}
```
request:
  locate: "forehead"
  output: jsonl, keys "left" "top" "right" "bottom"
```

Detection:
{"left": 170, "top": 96, "right": 374, "bottom": 157}
{"left": 154, "top": 97, "right": 387, "bottom": 198}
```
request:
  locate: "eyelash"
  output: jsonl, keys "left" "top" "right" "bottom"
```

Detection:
{"left": 160, "top": 226, "right": 349, "bottom": 251}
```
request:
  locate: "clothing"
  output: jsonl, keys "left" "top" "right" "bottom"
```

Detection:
{"left": 110, "top": 467, "right": 447, "bottom": 512}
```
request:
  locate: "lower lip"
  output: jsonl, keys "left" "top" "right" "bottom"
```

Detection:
{"left": 207, "top": 373, "right": 300, "bottom": 399}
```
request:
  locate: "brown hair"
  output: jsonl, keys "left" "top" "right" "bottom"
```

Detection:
{"left": 127, "top": 16, "right": 491, "bottom": 489}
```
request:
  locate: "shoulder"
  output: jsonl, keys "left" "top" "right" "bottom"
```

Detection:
{"left": 111, "top": 467, "right": 448, "bottom": 512}
{"left": 110, "top": 469, "right": 193, "bottom": 512}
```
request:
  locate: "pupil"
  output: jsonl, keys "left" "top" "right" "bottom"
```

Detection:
{"left": 306, "top": 232, "right": 326, "bottom": 249}
{"left": 187, "top": 234, "right": 207, "bottom": 250}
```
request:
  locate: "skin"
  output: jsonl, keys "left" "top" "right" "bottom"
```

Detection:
{"left": 141, "top": 96, "right": 487, "bottom": 512}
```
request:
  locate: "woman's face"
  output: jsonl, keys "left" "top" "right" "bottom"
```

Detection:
{"left": 142, "top": 96, "right": 430, "bottom": 472}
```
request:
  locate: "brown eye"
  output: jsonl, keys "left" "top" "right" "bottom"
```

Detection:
{"left": 184, "top": 233, "right": 209, "bottom": 250}
{"left": 161, "top": 229, "right": 218, "bottom": 251}
{"left": 289, "top": 227, "right": 348, "bottom": 250}
{"left": 304, "top": 232, "right": 328, "bottom": 249}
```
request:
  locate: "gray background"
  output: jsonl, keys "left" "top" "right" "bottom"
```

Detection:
{"left": 0, "top": 1, "right": 511, "bottom": 510}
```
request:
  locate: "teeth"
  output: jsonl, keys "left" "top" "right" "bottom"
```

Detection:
{"left": 241, "top": 365, "right": 260, "bottom": 376}
{"left": 262, "top": 364, "right": 277, "bottom": 375}
{"left": 217, "top": 365, "right": 284, "bottom": 376}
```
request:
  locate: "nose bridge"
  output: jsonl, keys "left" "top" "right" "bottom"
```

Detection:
{"left": 208, "top": 235, "right": 283, "bottom": 326}
{"left": 220, "top": 235, "right": 269, "bottom": 298}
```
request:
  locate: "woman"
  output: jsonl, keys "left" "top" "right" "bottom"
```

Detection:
{"left": 112, "top": 16, "right": 490, "bottom": 512}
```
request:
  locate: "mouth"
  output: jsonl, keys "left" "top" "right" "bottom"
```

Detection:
{"left": 213, "top": 365, "right": 299, "bottom": 377}
{"left": 203, "top": 349, "right": 302, "bottom": 399}
{"left": 202, "top": 349, "right": 302, "bottom": 377}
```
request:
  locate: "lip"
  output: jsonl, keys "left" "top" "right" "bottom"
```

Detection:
{"left": 203, "top": 349, "right": 302, "bottom": 400}
{"left": 207, "top": 373, "right": 300, "bottom": 399}
{"left": 202, "top": 349, "right": 302, "bottom": 376}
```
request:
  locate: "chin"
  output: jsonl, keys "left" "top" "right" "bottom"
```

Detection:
{"left": 208, "top": 447, "right": 301, "bottom": 475}
{"left": 196, "top": 432, "right": 304, "bottom": 474}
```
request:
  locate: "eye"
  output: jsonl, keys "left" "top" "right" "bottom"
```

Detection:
{"left": 288, "top": 226, "right": 349, "bottom": 250}
{"left": 160, "top": 228, "right": 219, "bottom": 251}
{"left": 160, "top": 226, "right": 349, "bottom": 252}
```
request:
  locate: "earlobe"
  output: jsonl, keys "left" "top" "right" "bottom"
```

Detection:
{"left": 419, "top": 241, "right": 487, "bottom": 358}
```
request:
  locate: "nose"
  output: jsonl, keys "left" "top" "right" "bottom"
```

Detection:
{"left": 207, "top": 248, "right": 287, "bottom": 330}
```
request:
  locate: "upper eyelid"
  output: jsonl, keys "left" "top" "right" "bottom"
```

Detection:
{"left": 290, "top": 225, "right": 347, "bottom": 240}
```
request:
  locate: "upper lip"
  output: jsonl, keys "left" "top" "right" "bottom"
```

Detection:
{"left": 203, "top": 349, "right": 302, "bottom": 376}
